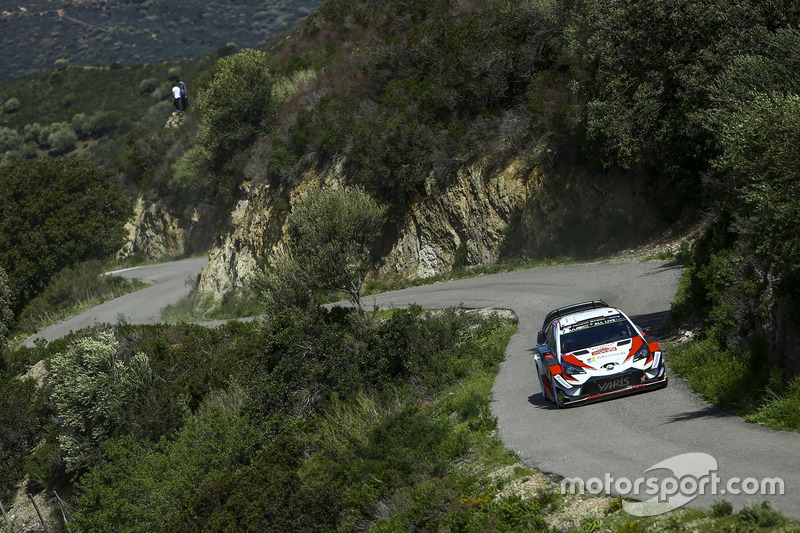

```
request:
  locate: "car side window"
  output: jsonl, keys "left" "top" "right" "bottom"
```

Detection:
{"left": 545, "top": 325, "right": 556, "bottom": 352}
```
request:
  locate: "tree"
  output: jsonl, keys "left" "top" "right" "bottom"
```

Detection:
{"left": 257, "top": 186, "right": 386, "bottom": 312}
{"left": 196, "top": 48, "right": 276, "bottom": 166}
{"left": 0, "top": 158, "right": 132, "bottom": 316}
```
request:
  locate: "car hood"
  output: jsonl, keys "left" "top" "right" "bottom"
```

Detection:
{"left": 563, "top": 337, "right": 643, "bottom": 369}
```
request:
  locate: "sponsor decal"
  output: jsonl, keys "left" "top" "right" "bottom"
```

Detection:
{"left": 592, "top": 346, "right": 615, "bottom": 356}
{"left": 597, "top": 376, "right": 630, "bottom": 392}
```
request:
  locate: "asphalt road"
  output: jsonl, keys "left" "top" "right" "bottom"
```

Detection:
{"left": 22, "top": 256, "right": 208, "bottom": 347}
{"left": 24, "top": 256, "right": 800, "bottom": 518}
{"left": 360, "top": 260, "right": 800, "bottom": 519}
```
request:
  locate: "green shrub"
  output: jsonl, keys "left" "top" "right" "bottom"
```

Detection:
{"left": 736, "top": 501, "right": 786, "bottom": 528}
{"left": 746, "top": 377, "right": 800, "bottom": 431}
{"left": 0, "top": 375, "right": 47, "bottom": 502}
{"left": 74, "top": 390, "right": 260, "bottom": 532}
{"left": 0, "top": 126, "right": 21, "bottom": 152}
{"left": 711, "top": 499, "right": 733, "bottom": 517}
{"left": 50, "top": 330, "right": 156, "bottom": 471}
{"left": 196, "top": 48, "right": 276, "bottom": 167}
{"left": 668, "top": 339, "right": 749, "bottom": 409}
{"left": 0, "top": 158, "right": 132, "bottom": 316}
{"left": 25, "top": 440, "right": 61, "bottom": 493}
{"left": 0, "top": 267, "right": 12, "bottom": 354}
{"left": 3, "top": 97, "right": 21, "bottom": 113}
{"left": 46, "top": 122, "right": 78, "bottom": 153}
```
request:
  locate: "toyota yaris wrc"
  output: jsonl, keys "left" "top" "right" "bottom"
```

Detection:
{"left": 534, "top": 300, "right": 667, "bottom": 408}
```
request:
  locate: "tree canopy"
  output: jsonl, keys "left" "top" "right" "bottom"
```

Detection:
{"left": 0, "top": 158, "right": 132, "bottom": 316}
{"left": 257, "top": 186, "right": 386, "bottom": 312}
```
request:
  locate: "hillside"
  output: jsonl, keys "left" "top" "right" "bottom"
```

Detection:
{"left": 0, "top": 0, "right": 323, "bottom": 84}
{"left": 2, "top": 0, "right": 800, "bottom": 530}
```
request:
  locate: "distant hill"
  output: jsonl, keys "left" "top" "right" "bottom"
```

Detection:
{"left": 0, "top": 0, "right": 322, "bottom": 84}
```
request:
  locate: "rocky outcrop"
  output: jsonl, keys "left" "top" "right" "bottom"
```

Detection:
{"left": 123, "top": 148, "right": 664, "bottom": 300}
{"left": 377, "top": 160, "right": 528, "bottom": 279}
{"left": 192, "top": 152, "right": 663, "bottom": 299}
{"left": 119, "top": 196, "right": 216, "bottom": 260}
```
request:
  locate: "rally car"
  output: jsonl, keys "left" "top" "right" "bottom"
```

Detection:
{"left": 534, "top": 300, "right": 667, "bottom": 408}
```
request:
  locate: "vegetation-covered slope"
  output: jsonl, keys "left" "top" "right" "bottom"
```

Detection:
{"left": 2, "top": 0, "right": 800, "bottom": 529}
{"left": 0, "top": 0, "right": 323, "bottom": 84}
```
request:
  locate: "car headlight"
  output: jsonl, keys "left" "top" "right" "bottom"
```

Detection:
{"left": 561, "top": 360, "right": 586, "bottom": 376}
{"left": 632, "top": 342, "right": 650, "bottom": 362}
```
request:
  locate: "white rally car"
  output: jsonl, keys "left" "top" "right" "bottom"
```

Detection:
{"left": 534, "top": 300, "right": 667, "bottom": 408}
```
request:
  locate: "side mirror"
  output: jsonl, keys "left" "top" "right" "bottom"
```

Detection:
{"left": 537, "top": 331, "right": 546, "bottom": 345}
{"left": 637, "top": 326, "right": 652, "bottom": 338}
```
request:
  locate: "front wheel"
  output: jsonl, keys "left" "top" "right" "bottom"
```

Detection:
{"left": 553, "top": 389, "right": 563, "bottom": 409}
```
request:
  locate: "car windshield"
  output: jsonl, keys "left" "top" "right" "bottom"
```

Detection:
{"left": 559, "top": 317, "right": 636, "bottom": 352}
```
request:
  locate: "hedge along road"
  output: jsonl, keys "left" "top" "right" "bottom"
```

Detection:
{"left": 22, "top": 256, "right": 800, "bottom": 517}
{"left": 22, "top": 256, "right": 209, "bottom": 347}
{"left": 357, "top": 259, "right": 800, "bottom": 519}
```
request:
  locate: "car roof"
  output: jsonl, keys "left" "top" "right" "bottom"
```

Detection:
{"left": 542, "top": 300, "right": 609, "bottom": 331}
{"left": 557, "top": 307, "right": 622, "bottom": 329}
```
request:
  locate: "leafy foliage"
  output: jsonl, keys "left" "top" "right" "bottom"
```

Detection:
{"left": 256, "top": 186, "right": 386, "bottom": 312}
{"left": 0, "top": 374, "right": 47, "bottom": 502}
{"left": 73, "top": 389, "right": 260, "bottom": 532}
{"left": 568, "top": 0, "right": 800, "bottom": 208}
{"left": 0, "top": 158, "right": 132, "bottom": 316}
{"left": 196, "top": 49, "right": 277, "bottom": 167}
{"left": 49, "top": 330, "right": 156, "bottom": 472}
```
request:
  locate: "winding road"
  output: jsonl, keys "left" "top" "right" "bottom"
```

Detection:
{"left": 26, "top": 256, "right": 800, "bottom": 518}
{"left": 362, "top": 259, "right": 800, "bottom": 518}
{"left": 22, "top": 256, "right": 209, "bottom": 347}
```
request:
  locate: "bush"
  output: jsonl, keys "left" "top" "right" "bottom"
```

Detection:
{"left": 73, "top": 389, "right": 259, "bottom": 532}
{"left": 736, "top": 502, "right": 785, "bottom": 528}
{"left": 0, "top": 126, "right": 22, "bottom": 153}
{"left": 0, "top": 375, "right": 46, "bottom": 502}
{"left": 49, "top": 330, "right": 156, "bottom": 471}
{"left": 46, "top": 122, "right": 78, "bottom": 153}
{"left": 3, "top": 97, "right": 21, "bottom": 113}
{"left": 711, "top": 500, "right": 733, "bottom": 517}
{"left": 196, "top": 48, "right": 276, "bottom": 167}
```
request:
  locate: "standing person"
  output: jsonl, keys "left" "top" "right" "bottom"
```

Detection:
{"left": 172, "top": 81, "right": 183, "bottom": 112}
{"left": 178, "top": 78, "right": 188, "bottom": 110}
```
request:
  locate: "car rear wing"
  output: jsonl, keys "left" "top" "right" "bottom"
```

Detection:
{"left": 541, "top": 300, "right": 609, "bottom": 331}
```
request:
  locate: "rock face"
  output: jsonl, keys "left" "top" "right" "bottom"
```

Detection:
{"left": 119, "top": 196, "right": 216, "bottom": 260}
{"left": 191, "top": 154, "right": 662, "bottom": 299}
{"left": 124, "top": 153, "right": 664, "bottom": 300}
{"left": 377, "top": 160, "right": 528, "bottom": 280}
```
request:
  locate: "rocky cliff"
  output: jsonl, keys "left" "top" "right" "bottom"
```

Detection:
{"left": 123, "top": 151, "right": 664, "bottom": 300}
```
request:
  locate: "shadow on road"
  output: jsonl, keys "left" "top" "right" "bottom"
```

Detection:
{"left": 666, "top": 404, "right": 731, "bottom": 424}
{"left": 527, "top": 393, "right": 554, "bottom": 409}
{"left": 630, "top": 309, "right": 672, "bottom": 338}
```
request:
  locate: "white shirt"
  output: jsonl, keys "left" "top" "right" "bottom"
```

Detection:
{"left": 172, "top": 86, "right": 181, "bottom": 99}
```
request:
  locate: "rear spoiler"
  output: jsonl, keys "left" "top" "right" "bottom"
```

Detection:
{"left": 541, "top": 300, "right": 609, "bottom": 331}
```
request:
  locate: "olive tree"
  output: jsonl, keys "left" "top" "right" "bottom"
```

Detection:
{"left": 257, "top": 186, "right": 386, "bottom": 313}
